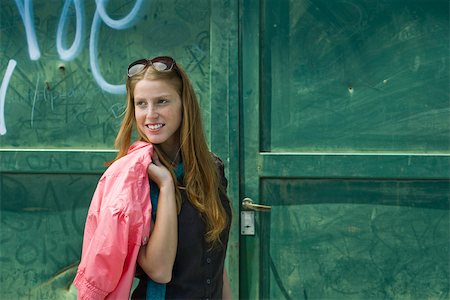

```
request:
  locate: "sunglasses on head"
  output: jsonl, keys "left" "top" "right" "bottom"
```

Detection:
{"left": 127, "top": 56, "right": 177, "bottom": 77}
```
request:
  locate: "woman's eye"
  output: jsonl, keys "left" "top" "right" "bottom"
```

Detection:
{"left": 135, "top": 101, "right": 147, "bottom": 107}
{"left": 158, "top": 99, "right": 168, "bottom": 104}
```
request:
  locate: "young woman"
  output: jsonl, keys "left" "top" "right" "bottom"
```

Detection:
{"left": 74, "top": 56, "right": 232, "bottom": 300}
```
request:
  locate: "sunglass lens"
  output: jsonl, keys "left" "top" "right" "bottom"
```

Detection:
{"left": 152, "top": 61, "right": 170, "bottom": 71}
{"left": 128, "top": 63, "right": 146, "bottom": 76}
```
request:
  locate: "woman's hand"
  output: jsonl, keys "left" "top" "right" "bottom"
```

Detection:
{"left": 147, "top": 151, "right": 173, "bottom": 189}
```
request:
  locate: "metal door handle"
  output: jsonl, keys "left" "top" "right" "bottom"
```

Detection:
{"left": 242, "top": 197, "right": 272, "bottom": 211}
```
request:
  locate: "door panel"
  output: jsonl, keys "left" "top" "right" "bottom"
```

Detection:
{"left": 262, "top": 179, "right": 449, "bottom": 299}
{"left": 0, "top": 172, "right": 100, "bottom": 299}
{"left": 240, "top": 0, "right": 450, "bottom": 299}
{"left": 260, "top": 0, "right": 449, "bottom": 153}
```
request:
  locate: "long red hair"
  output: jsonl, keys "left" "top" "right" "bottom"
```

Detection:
{"left": 113, "top": 61, "right": 228, "bottom": 246}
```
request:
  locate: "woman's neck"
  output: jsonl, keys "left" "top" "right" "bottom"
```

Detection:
{"left": 160, "top": 144, "right": 181, "bottom": 166}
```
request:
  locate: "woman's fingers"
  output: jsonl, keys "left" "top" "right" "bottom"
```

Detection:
{"left": 152, "top": 151, "right": 161, "bottom": 166}
{"left": 147, "top": 151, "right": 173, "bottom": 188}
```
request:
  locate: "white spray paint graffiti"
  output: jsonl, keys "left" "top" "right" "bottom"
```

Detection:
{"left": 14, "top": 0, "right": 41, "bottom": 60}
{"left": 0, "top": 0, "right": 146, "bottom": 135}
{"left": 56, "top": 0, "right": 84, "bottom": 61}
{"left": 90, "top": 0, "right": 145, "bottom": 94}
{"left": 95, "top": 0, "right": 144, "bottom": 29}
{"left": 0, "top": 60, "right": 17, "bottom": 135}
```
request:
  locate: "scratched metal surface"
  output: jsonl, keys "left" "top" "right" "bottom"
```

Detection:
{"left": 260, "top": 0, "right": 449, "bottom": 153}
{"left": 0, "top": 0, "right": 212, "bottom": 147}
{"left": 261, "top": 179, "right": 449, "bottom": 299}
{"left": 0, "top": 173, "right": 98, "bottom": 299}
{"left": 239, "top": 0, "right": 450, "bottom": 299}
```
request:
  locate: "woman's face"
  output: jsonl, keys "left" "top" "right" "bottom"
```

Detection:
{"left": 134, "top": 79, "right": 182, "bottom": 155}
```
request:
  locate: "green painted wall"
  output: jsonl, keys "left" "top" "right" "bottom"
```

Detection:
{"left": 1, "top": 0, "right": 239, "bottom": 298}
{"left": 0, "top": 0, "right": 213, "bottom": 147}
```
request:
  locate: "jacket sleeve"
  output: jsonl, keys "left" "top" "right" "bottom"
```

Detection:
{"left": 74, "top": 204, "right": 132, "bottom": 300}
{"left": 74, "top": 149, "right": 150, "bottom": 299}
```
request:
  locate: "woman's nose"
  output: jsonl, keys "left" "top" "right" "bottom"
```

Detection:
{"left": 147, "top": 105, "right": 158, "bottom": 119}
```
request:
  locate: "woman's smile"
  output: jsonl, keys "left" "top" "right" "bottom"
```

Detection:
{"left": 146, "top": 123, "right": 165, "bottom": 131}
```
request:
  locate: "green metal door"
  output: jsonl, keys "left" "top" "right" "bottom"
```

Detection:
{"left": 239, "top": 0, "right": 449, "bottom": 299}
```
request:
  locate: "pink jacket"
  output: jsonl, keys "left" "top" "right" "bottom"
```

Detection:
{"left": 74, "top": 141, "right": 153, "bottom": 299}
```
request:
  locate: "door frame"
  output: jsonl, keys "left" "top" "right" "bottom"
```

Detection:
{"left": 208, "top": 1, "right": 240, "bottom": 299}
{"left": 239, "top": 0, "right": 263, "bottom": 298}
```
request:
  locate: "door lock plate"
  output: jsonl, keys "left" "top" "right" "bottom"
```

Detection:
{"left": 241, "top": 211, "right": 255, "bottom": 235}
